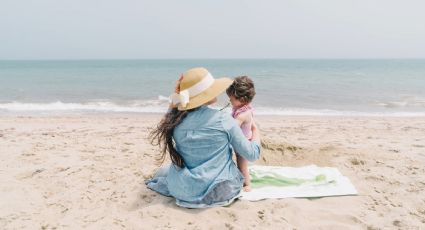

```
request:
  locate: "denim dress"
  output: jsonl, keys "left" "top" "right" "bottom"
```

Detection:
{"left": 145, "top": 106, "right": 261, "bottom": 208}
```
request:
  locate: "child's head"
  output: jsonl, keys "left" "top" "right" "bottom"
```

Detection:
{"left": 226, "top": 76, "right": 256, "bottom": 108}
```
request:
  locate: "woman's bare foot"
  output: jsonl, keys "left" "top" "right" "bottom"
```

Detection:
{"left": 243, "top": 185, "right": 251, "bottom": 192}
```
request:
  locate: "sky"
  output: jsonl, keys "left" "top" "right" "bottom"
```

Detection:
{"left": 0, "top": 0, "right": 424, "bottom": 59}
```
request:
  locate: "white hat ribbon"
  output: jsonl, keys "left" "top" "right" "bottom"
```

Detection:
{"left": 170, "top": 72, "right": 215, "bottom": 108}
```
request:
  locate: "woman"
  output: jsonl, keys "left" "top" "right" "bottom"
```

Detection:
{"left": 147, "top": 67, "right": 261, "bottom": 208}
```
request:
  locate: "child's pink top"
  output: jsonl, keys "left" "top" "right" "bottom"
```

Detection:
{"left": 231, "top": 104, "right": 253, "bottom": 140}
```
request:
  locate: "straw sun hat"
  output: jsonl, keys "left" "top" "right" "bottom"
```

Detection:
{"left": 170, "top": 67, "right": 233, "bottom": 111}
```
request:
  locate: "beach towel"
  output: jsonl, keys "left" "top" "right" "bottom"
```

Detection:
{"left": 240, "top": 165, "right": 357, "bottom": 201}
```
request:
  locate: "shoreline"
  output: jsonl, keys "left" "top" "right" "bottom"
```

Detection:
{"left": 1, "top": 111, "right": 425, "bottom": 119}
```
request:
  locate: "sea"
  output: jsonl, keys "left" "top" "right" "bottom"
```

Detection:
{"left": 0, "top": 59, "right": 424, "bottom": 116}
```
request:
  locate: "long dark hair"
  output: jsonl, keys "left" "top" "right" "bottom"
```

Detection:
{"left": 149, "top": 107, "right": 195, "bottom": 168}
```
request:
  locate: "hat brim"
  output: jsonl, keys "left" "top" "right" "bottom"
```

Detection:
{"left": 178, "top": 77, "right": 233, "bottom": 111}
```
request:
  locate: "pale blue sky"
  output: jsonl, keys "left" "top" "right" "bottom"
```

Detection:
{"left": 1, "top": 0, "right": 424, "bottom": 59}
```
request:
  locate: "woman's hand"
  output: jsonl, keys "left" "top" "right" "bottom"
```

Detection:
{"left": 251, "top": 121, "right": 261, "bottom": 143}
{"left": 175, "top": 75, "right": 183, "bottom": 93}
{"left": 170, "top": 75, "right": 184, "bottom": 109}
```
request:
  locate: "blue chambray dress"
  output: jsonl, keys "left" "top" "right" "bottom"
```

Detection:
{"left": 145, "top": 106, "right": 261, "bottom": 208}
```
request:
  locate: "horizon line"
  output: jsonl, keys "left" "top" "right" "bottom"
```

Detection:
{"left": 1, "top": 57, "right": 425, "bottom": 61}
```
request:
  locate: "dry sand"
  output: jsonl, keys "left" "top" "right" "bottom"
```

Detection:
{"left": 0, "top": 115, "right": 424, "bottom": 229}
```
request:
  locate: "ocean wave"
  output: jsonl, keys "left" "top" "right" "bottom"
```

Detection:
{"left": 376, "top": 96, "right": 425, "bottom": 108}
{"left": 0, "top": 101, "right": 168, "bottom": 113}
{"left": 1, "top": 101, "right": 425, "bottom": 117}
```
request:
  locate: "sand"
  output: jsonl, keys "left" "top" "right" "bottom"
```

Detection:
{"left": 0, "top": 115, "right": 424, "bottom": 229}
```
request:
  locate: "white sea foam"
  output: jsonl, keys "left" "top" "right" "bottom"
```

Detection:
{"left": 0, "top": 101, "right": 168, "bottom": 113}
{"left": 252, "top": 107, "right": 425, "bottom": 117}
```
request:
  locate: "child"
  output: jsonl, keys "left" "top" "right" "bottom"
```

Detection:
{"left": 226, "top": 76, "right": 256, "bottom": 192}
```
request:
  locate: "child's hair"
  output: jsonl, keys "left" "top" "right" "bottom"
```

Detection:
{"left": 226, "top": 76, "right": 256, "bottom": 104}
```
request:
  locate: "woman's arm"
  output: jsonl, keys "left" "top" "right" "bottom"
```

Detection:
{"left": 250, "top": 120, "right": 260, "bottom": 143}
{"left": 234, "top": 111, "right": 249, "bottom": 126}
{"left": 222, "top": 114, "right": 261, "bottom": 161}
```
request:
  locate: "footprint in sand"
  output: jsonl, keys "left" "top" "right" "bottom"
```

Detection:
{"left": 140, "top": 194, "right": 153, "bottom": 204}
{"left": 216, "top": 210, "right": 238, "bottom": 222}
{"left": 350, "top": 157, "right": 365, "bottom": 166}
{"left": 257, "top": 210, "right": 265, "bottom": 220}
{"left": 392, "top": 220, "right": 403, "bottom": 227}
{"left": 224, "top": 222, "right": 234, "bottom": 230}
{"left": 16, "top": 168, "right": 46, "bottom": 179}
